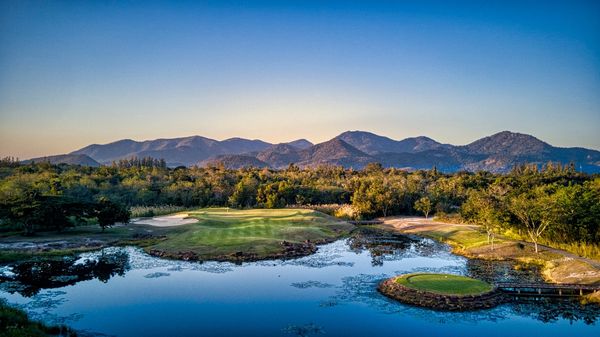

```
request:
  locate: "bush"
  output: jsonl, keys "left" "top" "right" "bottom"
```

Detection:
{"left": 130, "top": 205, "right": 190, "bottom": 218}
{"left": 334, "top": 204, "right": 360, "bottom": 220}
{"left": 0, "top": 299, "right": 77, "bottom": 337}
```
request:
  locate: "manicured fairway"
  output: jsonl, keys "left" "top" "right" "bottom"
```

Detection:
{"left": 395, "top": 273, "right": 493, "bottom": 295}
{"left": 147, "top": 208, "right": 355, "bottom": 259}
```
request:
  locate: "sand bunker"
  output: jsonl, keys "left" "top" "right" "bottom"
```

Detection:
{"left": 132, "top": 213, "right": 198, "bottom": 227}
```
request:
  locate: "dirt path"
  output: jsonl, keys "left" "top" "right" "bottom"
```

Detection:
{"left": 379, "top": 216, "right": 478, "bottom": 232}
{"left": 131, "top": 213, "right": 198, "bottom": 227}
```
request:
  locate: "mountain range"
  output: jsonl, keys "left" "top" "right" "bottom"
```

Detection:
{"left": 24, "top": 131, "right": 600, "bottom": 173}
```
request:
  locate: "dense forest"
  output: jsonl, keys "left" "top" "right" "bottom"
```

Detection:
{"left": 0, "top": 157, "right": 598, "bottom": 256}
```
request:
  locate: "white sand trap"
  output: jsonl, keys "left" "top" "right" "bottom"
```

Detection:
{"left": 132, "top": 213, "right": 198, "bottom": 227}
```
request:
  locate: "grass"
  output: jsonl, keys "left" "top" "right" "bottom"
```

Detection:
{"left": 395, "top": 273, "right": 493, "bottom": 296}
{"left": 147, "top": 208, "right": 354, "bottom": 259}
{"left": 419, "top": 226, "right": 502, "bottom": 250}
{"left": 0, "top": 300, "right": 76, "bottom": 337}
{"left": 0, "top": 208, "right": 355, "bottom": 263}
{"left": 500, "top": 229, "right": 600, "bottom": 260}
{"left": 380, "top": 219, "right": 600, "bottom": 285}
{"left": 0, "top": 225, "right": 154, "bottom": 263}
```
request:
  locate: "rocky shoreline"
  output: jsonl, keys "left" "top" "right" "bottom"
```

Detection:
{"left": 378, "top": 277, "right": 505, "bottom": 311}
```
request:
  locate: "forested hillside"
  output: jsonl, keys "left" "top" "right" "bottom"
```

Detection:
{"left": 0, "top": 157, "right": 598, "bottom": 256}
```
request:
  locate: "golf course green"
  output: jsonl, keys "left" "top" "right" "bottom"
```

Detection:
{"left": 378, "top": 273, "right": 501, "bottom": 311}
{"left": 394, "top": 273, "right": 494, "bottom": 295}
{"left": 143, "top": 208, "right": 355, "bottom": 261}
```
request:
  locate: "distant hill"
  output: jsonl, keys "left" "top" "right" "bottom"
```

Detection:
{"left": 335, "top": 131, "right": 445, "bottom": 154}
{"left": 286, "top": 139, "right": 313, "bottom": 149}
{"left": 296, "top": 138, "right": 375, "bottom": 168}
{"left": 256, "top": 144, "right": 303, "bottom": 168}
{"left": 37, "top": 130, "right": 598, "bottom": 173}
{"left": 22, "top": 154, "right": 100, "bottom": 167}
{"left": 198, "top": 155, "right": 270, "bottom": 169}
{"left": 72, "top": 136, "right": 276, "bottom": 166}
{"left": 458, "top": 131, "right": 600, "bottom": 173}
{"left": 461, "top": 131, "right": 550, "bottom": 156}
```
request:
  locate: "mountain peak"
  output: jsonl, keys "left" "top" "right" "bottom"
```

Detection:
{"left": 296, "top": 138, "right": 374, "bottom": 168}
{"left": 59, "top": 130, "right": 599, "bottom": 173}
{"left": 335, "top": 130, "right": 442, "bottom": 155}
{"left": 286, "top": 139, "right": 313, "bottom": 149}
{"left": 23, "top": 154, "right": 100, "bottom": 167}
{"left": 465, "top": 131, "right": 550, "bottom": 156}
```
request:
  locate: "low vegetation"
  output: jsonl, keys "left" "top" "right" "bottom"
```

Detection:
{"left": 130, "top": 205, "right": 190, "bottom": 218}
{"left": 0, "top": 300, "right": 76, "bottom": 337}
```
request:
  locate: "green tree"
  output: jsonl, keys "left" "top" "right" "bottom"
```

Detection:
{"left": 95, "top": 198, "right": 130, "bottom": 231}
{"left": 508, "top": 188, "right": 557, "bottom": 253}
{"left": 414, "top": 196, "right": 432, "bottom": 218}
{"left": 462, "top": 188, "right": 507, "bottom": 250}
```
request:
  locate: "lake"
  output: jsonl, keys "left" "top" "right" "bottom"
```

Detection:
{"left": 1, "top": 229, "right": 598, "bottom": 337}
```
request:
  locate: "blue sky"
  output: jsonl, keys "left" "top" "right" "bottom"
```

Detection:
{"left": 1, "top": 0, "right": 599, "bottom": 158}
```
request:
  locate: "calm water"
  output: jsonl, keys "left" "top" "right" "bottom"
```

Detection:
{"left": 1, "top": 229, "right": 599, "bottom": 337}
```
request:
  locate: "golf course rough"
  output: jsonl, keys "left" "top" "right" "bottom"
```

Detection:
{"left": 378, "top": 273, "right": 503, "bottom": 311}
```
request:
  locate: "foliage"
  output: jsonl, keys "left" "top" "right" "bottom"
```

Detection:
{"left": 0, "top": 161, "right": 598, "bottom": 257}
{"left": 0, "top": 299, "right": 77, "bottom": 337}
{"left": 95, "top": 198, "right": 130, "bottom": 230}
{"left": 130, "top": 205, "right": 189, "bottom": 218}
{"left": 414, "top": 197, "right": 432, "bottom": 218}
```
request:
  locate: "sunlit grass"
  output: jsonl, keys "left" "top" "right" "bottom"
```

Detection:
{"left": 395, "top": 273, "right": 493, "bottom": 296}
{"left": 149, "top": 208, "right": 354, "bottom": 258}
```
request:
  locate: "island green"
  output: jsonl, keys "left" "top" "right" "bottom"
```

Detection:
{"left": 395, "top": 273, "right": 493, "bottom": 296}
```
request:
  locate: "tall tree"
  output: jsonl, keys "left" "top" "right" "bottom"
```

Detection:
{"left": 509, "top": 188, "right": 557, "bottom": 253}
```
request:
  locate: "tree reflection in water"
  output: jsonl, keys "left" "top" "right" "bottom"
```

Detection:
{"left": 348, "top": 227, "right": 446, "bottom": 266}
{"left": 343, "top": 227, "right": 600, "bottom": 325}
{"left": 0, "top": 251, "right": 130, "bottom": 297}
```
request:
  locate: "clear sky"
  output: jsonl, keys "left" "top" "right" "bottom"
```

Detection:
{"left": 1, "top": 0, "right": 599, "bottom": 159}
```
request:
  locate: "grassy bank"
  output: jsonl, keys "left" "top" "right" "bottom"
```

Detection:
{"left": 145, "top": 208, "right": 355, "bottom": 260}
{"left": 1, "top": 208, "right": 354, "bottom": 263}
{"left": 378, "top": 218, "right": 600, "bottom": 285}
{"left": 0, "top": 300, "right": 76, "bottom": 337}
{"left": 0, "top": 224, "right": 158, "bottom": 264}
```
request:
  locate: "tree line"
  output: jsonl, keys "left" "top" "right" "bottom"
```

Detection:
{"left": 0, "top": 158, "right": 598, "bottom": 255}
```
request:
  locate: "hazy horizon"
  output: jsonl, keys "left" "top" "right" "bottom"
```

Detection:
{"left": 1, "top": 1, "right": 599, "bottom": 158}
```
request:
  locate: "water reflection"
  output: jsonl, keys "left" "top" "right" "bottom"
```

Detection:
{"left": 0, "top": 251, "right": 129, "bottom": 297}
{"left": 466, "top": 259, "right": 545, "bottom": 284}
{"left": 0, "top": 229, "right": 599, "bottom": 336}
{"left": 348, "top": 226, "right": 445, "bottom": 265}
